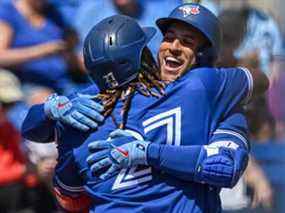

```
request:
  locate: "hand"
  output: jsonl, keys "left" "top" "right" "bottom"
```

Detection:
{"left": 87, "top": 129, "right": 150, "bottom": 179}
{"left": 251, "top": 180, "right": 273, "bottom": 209}
{"left": 40, "top": 40, "right": 67, "bottom": 55}
{"left": 37, "top": 157, "right": 57, "bottom": 181}
{"left": 44, "top": 93, "right": 104, "bottom": 131}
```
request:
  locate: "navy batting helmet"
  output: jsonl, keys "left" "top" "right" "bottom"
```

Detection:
{"left": 156, "top": 3, "right": 222, "bottom": 66}
{"left": 83, "top": 15, "right": 156, "bottom": 91}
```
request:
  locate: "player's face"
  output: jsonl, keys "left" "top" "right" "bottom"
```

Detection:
{"left": 158, "top": 22, "right": 205, "bottom": 83}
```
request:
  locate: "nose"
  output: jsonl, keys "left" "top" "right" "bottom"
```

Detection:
{"left": 169, "top": 38, "right": 182, "bottom": 55}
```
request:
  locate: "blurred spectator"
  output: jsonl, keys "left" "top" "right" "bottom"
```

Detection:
{"left": 48, "top": 0, "right": 82, "bottom": 28}
{"left": 244, "top": 157, "right": 273, "bottom": 210}
{"left": 21, "top": 84, "right": 56, "bottom": 187}
{"left": 217, "top": 5, "right": 275, "bottom": 212}
{"left": 246, "top": 96, "right": 276, "bottom": 143}
{"left": 0, "top": 68, "right": 30, "bottom": 131}
{"left": 24, "top": 141, "right": 58, "bottom": 213}
{"left": 22, "top": 84, "right": 58, "bottom": 212}
{"left": 25, "top": 142, "right": 57, "bottom": 186}
{"left": 218, "top": 3, "right": 285, "bottom": 142}
{"left": 0, "top": 0, "right": 85, "bottom": 94}
{"left": 0, "top": 70, "right": 29, "bottom": 212}
{"left": 0, "top": 69, "right": 23, "bottom": 105}
{"left": 221, "top": 156, "right": 273, "bottom": 212}
{"left": 268, "top": 55, "right": 285, "bottom": 141}
{"left": 74, "top": 0, "right": 183, "bottom": 56}
{"left": 0, "top": 69, "right": 58, "bottom": 212}
{"left": 218, "top": 6, "right": 283, "bottom": 76}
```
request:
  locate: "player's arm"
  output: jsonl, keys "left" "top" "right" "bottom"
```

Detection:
{"left": 147, "top": 111, "right": 249, "bottom": 188}
{"left": 21, "top": 103, "right": 57, "bottom": 143}
{"left": 53, "top": 151, "right": 92, "bottom": 212}
{"left": 218, "top": 66, "right": 269, "bottom": 103}
{"left": 21, "top": 85, "right": 104, "bottom": 143}
{"left": 88, "top": 111, "right": 249, "bottom": 188}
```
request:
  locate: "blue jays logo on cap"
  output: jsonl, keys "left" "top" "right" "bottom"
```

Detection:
{"left": 178, "top": 5, "right": 200, "bottom": 17}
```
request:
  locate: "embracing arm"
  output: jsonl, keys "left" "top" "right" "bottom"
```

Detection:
{"left": 147, "top": 111, "right": 249, "bottom": 188}
{"left": 21, "top": 86, "right": 103, "bottom": 143}
{"left": 21, "top": 104, "right": 56, "bottom": 143}
{"left": 89, "top": 111, "right": 250, "bottom": 188}
{"left": 147, "top": 135, "right": 248, "bottom": 188}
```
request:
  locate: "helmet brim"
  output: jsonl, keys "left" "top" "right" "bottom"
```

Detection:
{"left": 156, "top": 17, "right": 216, "bottom": 48}
{"left": 156, "top": 17, "right": 199, "bottom": 35}
{"left": 142, "top": 26, "right": 156, "bottom": 43}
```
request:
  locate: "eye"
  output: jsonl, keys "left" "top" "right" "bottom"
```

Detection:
{"left": 163, "top": 33, "right": 175, "bottom": 42}
{"left": 181, "top": 38, "right": 194, "bottom": 47}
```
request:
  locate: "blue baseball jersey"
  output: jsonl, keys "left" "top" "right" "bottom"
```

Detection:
{"left": 52, "top": 67, "right": 252, "bottom": 213}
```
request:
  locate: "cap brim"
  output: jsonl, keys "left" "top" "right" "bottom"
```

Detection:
{"left": 156, "top": 17, "right": 196, "bottom": 35}
{"left": 142, "top": 26, "right": 156, "bottom": 43}
{"left": 0, "top": 88, "right": 23, "bottom": 103}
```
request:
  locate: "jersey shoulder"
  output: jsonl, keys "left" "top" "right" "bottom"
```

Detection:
{"left": 178, "top": 67, "right": 252, "bottom": 104}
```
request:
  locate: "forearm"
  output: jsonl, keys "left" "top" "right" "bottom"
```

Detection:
{"left": 0, "top": 42, "right": 64, "bottom": 67}
{"left": 147, "top": 143, "right": 248, "bottom": 188}
{"left": 244, "top": 156, "right": 268, "bottom": 188}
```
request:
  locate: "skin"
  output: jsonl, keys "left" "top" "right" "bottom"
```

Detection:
{"left": 0, "top": 0, "right": 66, "bottom": 67}
{"left": 158, "top": 22, "right": 206, "bottom": 83}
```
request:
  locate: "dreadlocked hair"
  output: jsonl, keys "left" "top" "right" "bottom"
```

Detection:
{"left": 96, "top": 47, "right": 165, "bottom": 129}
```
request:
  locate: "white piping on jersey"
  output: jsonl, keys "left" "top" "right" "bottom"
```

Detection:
{"left": 238, "top": 67, "right": 253, "bottom": 104}
{"left": 54, "top": 176, "right": 85, "bottom": 193}
{"left": 213, "top": 129, "right": 249, "bottom": 150}
{"left": 208, "top": 140, "right": 239, "bottom": 150}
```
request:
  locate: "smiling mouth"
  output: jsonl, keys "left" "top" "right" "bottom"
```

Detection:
{"left": 163, "top": 56, "right": 184, "bottom": 73}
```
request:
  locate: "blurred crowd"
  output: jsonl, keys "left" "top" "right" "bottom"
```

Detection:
{"left": 0, "top": 0, "right": 284, "bottom": 212}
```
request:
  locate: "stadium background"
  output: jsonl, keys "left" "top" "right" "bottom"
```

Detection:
{"left": 0, "top": 0, "right": 284, "bottom": 212}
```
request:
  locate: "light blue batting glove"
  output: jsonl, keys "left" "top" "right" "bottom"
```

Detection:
{"left": 87, "top": 129, "right": 150, "bottom": 180}
{"left": 44, "top": 93, "right": 104, "bottom": 131}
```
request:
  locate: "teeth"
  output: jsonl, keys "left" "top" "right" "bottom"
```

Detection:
{"left": 165, "top": 56, "right": 181, "bottom": 63}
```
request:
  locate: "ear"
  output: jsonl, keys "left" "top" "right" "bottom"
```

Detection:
{"left": 191, "top": 52, "right": 199, "bottom": 66}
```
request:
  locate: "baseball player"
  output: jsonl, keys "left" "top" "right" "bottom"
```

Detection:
{"left": 22, "top": 3, "right": 268, "bottom": 213}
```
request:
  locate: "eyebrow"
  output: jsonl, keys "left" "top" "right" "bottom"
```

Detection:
{"left": 166, "top": 29, "right": 196, "bottom": 40}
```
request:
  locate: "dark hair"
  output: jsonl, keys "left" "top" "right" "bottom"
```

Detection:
{"left": 218, "top": 8, "right": 250, "bottom": 49}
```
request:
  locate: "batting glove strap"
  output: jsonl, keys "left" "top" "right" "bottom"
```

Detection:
{"left": 44, "top": 93, "right": 72, "bottom": 120}
{"left": 44, "top": 92, "right": 104, "bottom": 131}
{"left": 110, "top": 140, "right": 150, "bottom": 167}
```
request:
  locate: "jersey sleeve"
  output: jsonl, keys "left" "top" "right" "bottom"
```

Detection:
{"left": 147, "top": 110, "right": 249, "bottom": 188}
{"left": 194, "top": 67, "right": 253, "bottom": 111}
{"left": 21, "top": 104, "right": 56, "bottom": 143}
{"left": 209, "top": 108, "right": 249, "bottom": 151}
{"left": 214, "top": 67, "right": 253, "bottom": 107}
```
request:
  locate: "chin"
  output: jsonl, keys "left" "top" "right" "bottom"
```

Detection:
{"left": 161, "top": 72, "right": 179, "bottom": 83}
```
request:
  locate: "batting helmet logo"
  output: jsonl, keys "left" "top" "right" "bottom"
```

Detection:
{"left": 103, "top": 72, "right": 119, "bottom": 88}
{"left": 179, "top": 5, "right": 200, "bottom": 17}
